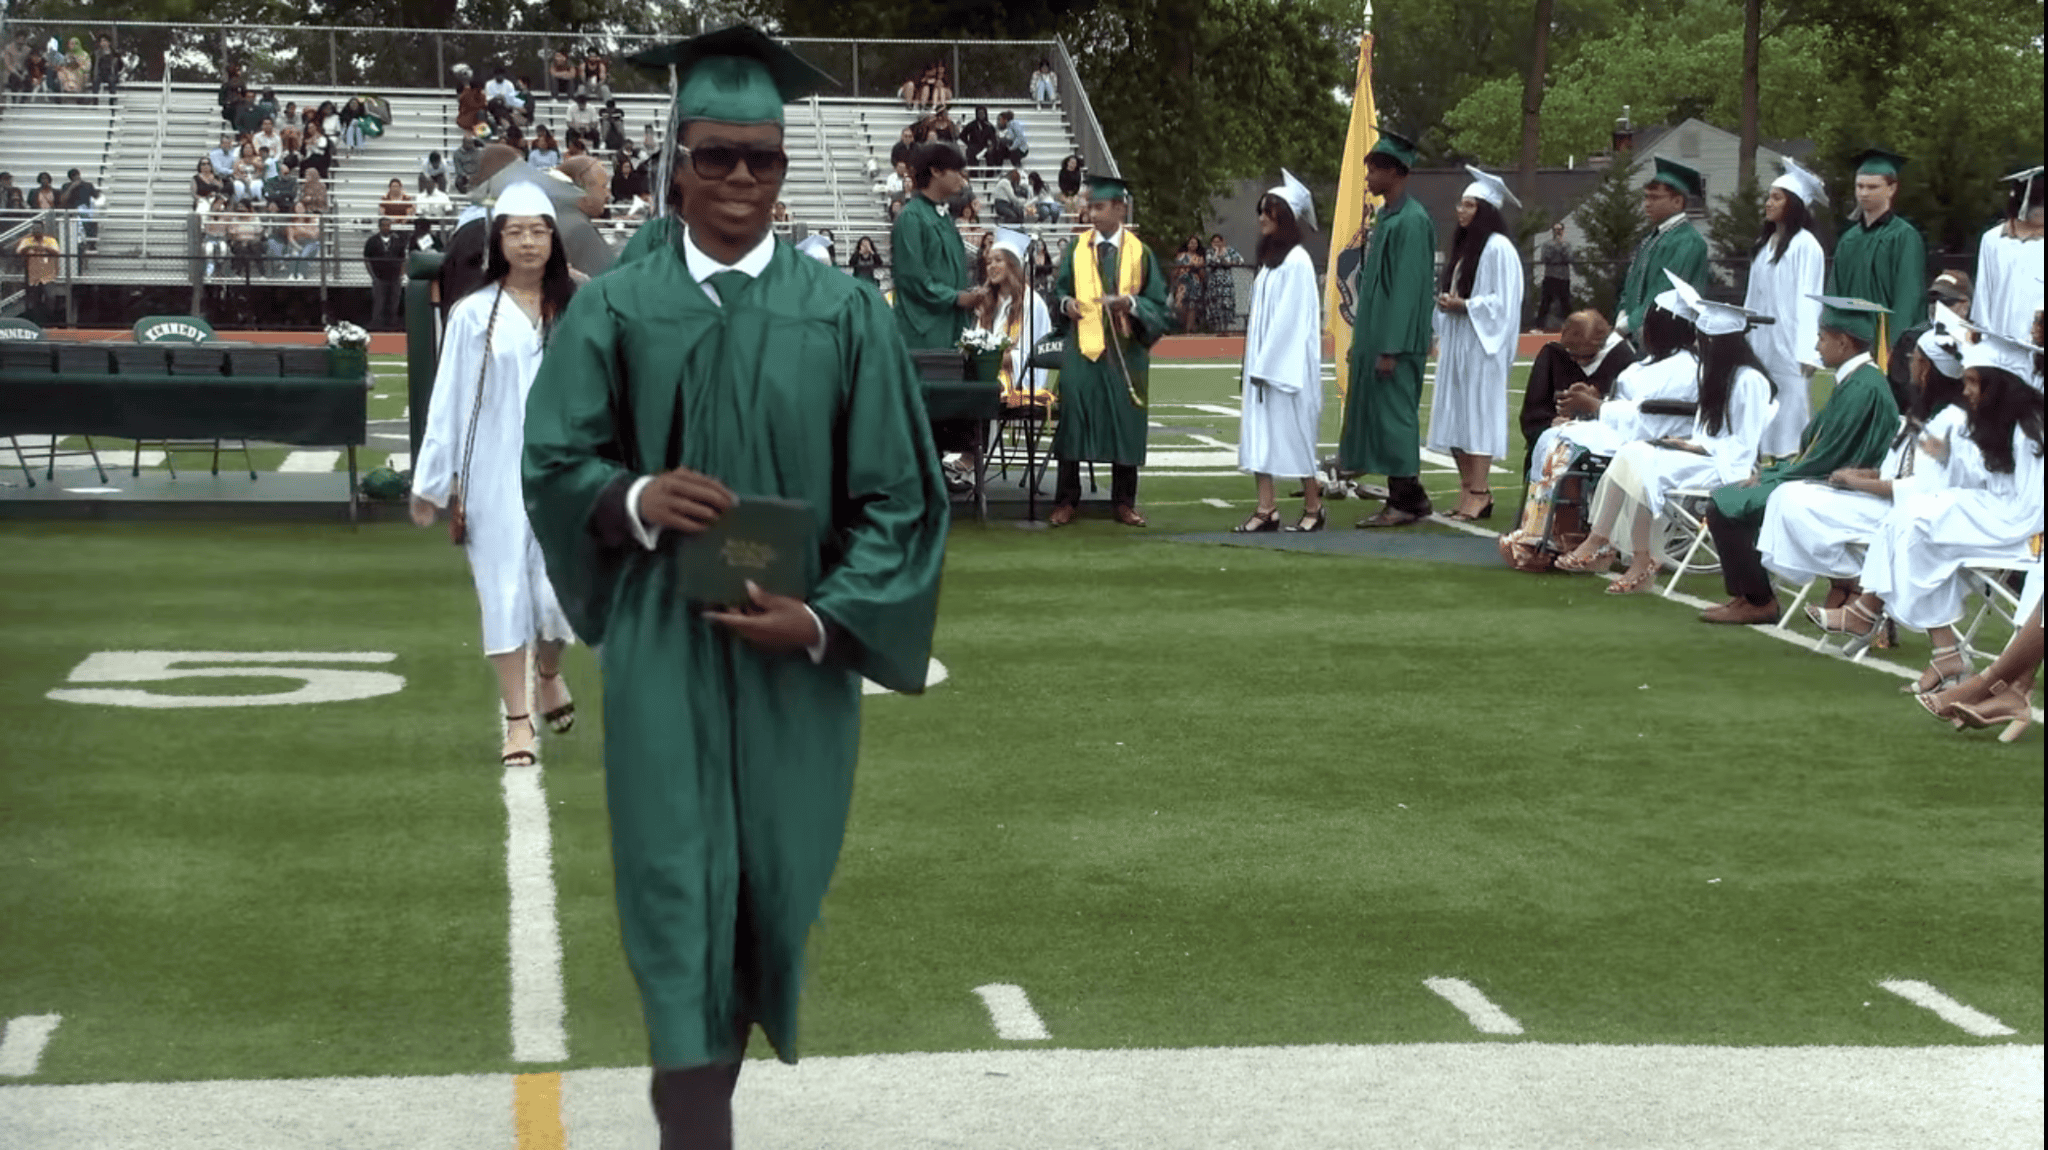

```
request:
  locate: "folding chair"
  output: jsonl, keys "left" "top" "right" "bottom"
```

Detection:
{"left": 127, "top": 317, "right": 256, "bottom": 480}
{"left": 1657, "top": 488, "right": 1724, "bottom": 598}
{"left": 1957, "top": 559, "right": 2036, "bottom": 665}
{"left": 8, "top": 434, "right": 108, "bottom": 486}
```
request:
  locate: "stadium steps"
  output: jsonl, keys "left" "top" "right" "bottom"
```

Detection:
{"left": 0, "top": 93, "right": 116, "bottom": 214}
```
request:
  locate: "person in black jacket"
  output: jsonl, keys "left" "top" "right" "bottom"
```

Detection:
{"left": 959, "top": 106, "right": 998, "bottom": 167}
{"left": 1517, "top": 308, "right": 1636, "bottom": 479}
{"left": 362, "top": 215, "right": 408, "bottom": 330}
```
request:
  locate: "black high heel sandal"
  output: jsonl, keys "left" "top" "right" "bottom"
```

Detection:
{"left": 502, "top": 714, "right": 538, "bottom": 767}
{"left": 537, "top": 669, "right": 575, "bottom": 734}
{"left": 1445, "top": 487, "right": 1494, "bottom": 522}
{"left": 1233, "top": 507, "right": 1281, "bottom": 533}
{"left": 1286, "top": 505, "right": 1327, "bottom": 532}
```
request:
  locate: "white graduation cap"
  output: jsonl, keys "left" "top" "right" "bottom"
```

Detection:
{"left": 488, "top": 179, "right": 558, "bottom": 221}
{"left": 1954, "top": 319, "right": 2043, "bottom": 385}
{"left": 1266, "top": 168, "right": 1316, "bottom": 230}
{"left": 796, "top": 233, "right": 834, "bottom": 264}
{"left": 2004, "top": 164, "right": 2044, "bottom": 220}
{"left": 1914, "top": 325, "right": 1963, "bottom": 379}
{"left": 1651, "top": 287, "right": 1697, "bottom": 324}
{"left": 1661, "top": 268, "right": 1761, "bottom": 336}
{"left": 991, "top": 226, "right": 1032, "bottom": 266}
{"left": 1461, "top": 165, "right": 1520, "bottom": 210}
{"left": 1770, "top": 156, "right": 1826, "bottom": 208}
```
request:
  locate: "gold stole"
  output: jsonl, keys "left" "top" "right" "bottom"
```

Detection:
{"left": 1073, "top": 230, "right": 1145, "bottom": 361}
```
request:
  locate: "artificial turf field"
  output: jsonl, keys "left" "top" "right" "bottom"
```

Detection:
{"left": 1, "top": 357, "right": 2041, "bottom": 1148}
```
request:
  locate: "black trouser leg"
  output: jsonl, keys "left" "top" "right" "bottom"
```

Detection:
{"left": 1387, "top": 475, "right": 1431, "bottom": 514}
{"left": 1707, "top": 506, "right": 1773, "bottom": 604}
{"left": 1110, "top": 463, "right": 1138, "bottom": 507}
{"left": 1540, "top": 278, "right": 1571, "bottom": 327}
{"left": 1054, "top": 458, "right": 1082, "bottom": 506}
{"left": 651, "top": 1061, "right": 744, "bottom": 1150}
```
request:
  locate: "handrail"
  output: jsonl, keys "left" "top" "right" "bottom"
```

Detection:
{"left": 139, "top": 72, "right": 172, "bottom": 249}
{"left": 1049, "top": 35, "right": 1116, "bottom": 201}
{"left": 809, "top": 95, "right": 845, "bottom": 222}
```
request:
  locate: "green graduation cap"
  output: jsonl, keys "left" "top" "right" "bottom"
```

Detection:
{"left": 1086, "top": 173, "right": 1132, "bottom": 202}
{"left": 1810, "top": 293, "right": 1888, "bottom": 344}
{"left": 1850, "top": 146, "right": 1908, "bottom": 178}
{"left": 1366, "top": 127, "right": 1419, "bottom": 171}
{"left": 1647, "top": 156, "right": 1703, "bottom": 199}
{"left": 626, "top": 24, "right": 835, "bottom": 127}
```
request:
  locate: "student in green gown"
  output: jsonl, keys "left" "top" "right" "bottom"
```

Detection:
{"left": 1614, "top": 156, "right": 1710, "bottom": 345}
{"left": 1048, "top": 173, "right": 1172, "bottom": 526}
{"left": 521, "top": 26, "right": 949, "bottom": 1149}
{"left": 1826, "top": 147, "right": 1925, "bottom": 372}
{"left": 890, "top": 142, "right": 986, "bottom": 350}
{"left": 1700, "top": 296, "right": 1900, "bottom": 624}
{"left": 1336, "top": 128, "right": 1439, "bottom": 526}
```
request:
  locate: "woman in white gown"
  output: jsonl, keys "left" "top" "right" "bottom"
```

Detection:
{"left": 411, "top": 181, "right": 578, "bottom": 766}
{"left": 1557, "top": 281, "right": 1776, "bottom": 593}
{"left": 1532, "top": 291, "right": 1702, "bottom": 473}
{"left": 1811, "top": 327, "right": 2046, "bottom": 696}
{"left": 1427, "top": 166, "right": 1524, "bottom": 521}
{"left": 1743, "top": 159, "right": 1826, "bottom": 458}
{"left": 1759, "top": 324, "right": 1967, "bottom": 612}
{"left": 953, "top": 226, "right": 1053, "bottom": 485}
{"left": 1973, "top": 168, "right": 2044, "bottom": 343}
{"left": 1234, "top": 170, "right": 1325, "bottom": 533}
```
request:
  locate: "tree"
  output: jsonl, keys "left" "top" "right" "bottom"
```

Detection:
{"left": 1517, "top": 0, "right": 1556, "bottom": 204}
{"left": 1573, "top": 157, "right": 1646, "bottom": 318}
{"left": 1706, "top": 169, "right": 1765, "bottom": 296}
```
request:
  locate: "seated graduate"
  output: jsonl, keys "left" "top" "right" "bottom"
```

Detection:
{"left": 1527, "top": 292, "right": 1701, "bottom": 480}
{"left": 1919, "top": 561, "right": 2043, "bottom": 741}
{"left": 1810, "top": 323, "right": 2045, "bottom": 696}
{"left": 1554, "top": 274, "right": 1776, "bottom": 593}
{"left": 1699, "top": 296, "right": 1902, "bottom": 624}
{"left": 1517, "top": 307, "right": 1636, "bottom": 479}
{"left": 1758, "top": 315, "right": 1968, "bottom": 614}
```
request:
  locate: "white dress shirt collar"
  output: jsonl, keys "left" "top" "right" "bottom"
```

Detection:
{"left": 1835, "top": 351, "right": 1874, "bottom": 382}
{"left": 1655, "top": 212, "right": 1686, "bottom": 235}
{"left": 1087, "top": 224, "right": 1126, "bottom": 250}
{"left": 681, "top": 225, "right": 777, "bottom": 283}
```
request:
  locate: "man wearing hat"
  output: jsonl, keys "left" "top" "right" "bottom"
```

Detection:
{"left": 1336, "top": 128, "right": 1439, "bottom": 526}
{"left": 1700, "top": 295, "right": 1900, "bottom": 624}
{"left": 1615, "top": 156, "right": 1709, "bottom": 344}
{"left": 891, "top": 141, "right": 984, "bottom": 350}
{"left": 1974, "top": 165, "right": 2044, "bottom": 342}
{"left": 1047, "top": 171, "right": 1172, "bottom": 526}
{"left": 522, "top": 26, "right": 949, "bottom": 1149}
{"left": 1885, "top": 268, "right": 1971, "bottom": 396}
{"left": 1826, "top": 147, "right": 1925, "bottom": 365}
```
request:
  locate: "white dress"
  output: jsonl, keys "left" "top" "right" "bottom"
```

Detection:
{"left": 1527, "top": 351, "right": 1701, "bottom": 480}
{"left": 1862, "top": 423, "right": 2046, "bottom": 630}
{"left": 991, "top": 290, "right": 1054, "bottom": 402}
{"left": 1590, "top": 366, "right": 1775, "bottom": 553}
{"left": 1743, "top": 229, "right": 1824, "bottom": 456}
{"left": 1237, "top": 245, "right": 1323, "bottom": 477}
{"left": 1972, "top": 225, "right": 2046, "bottom": 346}
{"left": 1427, "top": 232, "right": 1523, "bottom": 459}
{"left": 414, "top": 285, "right": 576, "bottom": 656}
{"left": 1759, "top": 405, "right": 1966, "bottom": 585}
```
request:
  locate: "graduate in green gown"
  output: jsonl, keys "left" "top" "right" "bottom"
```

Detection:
{"left": 1047, "top": 173, "right": 1172, "bottom": 526}
{"left": 890, "top": 143, "right": 986, "bottom": 349}
{"left": 1336, "top": 128, "right": 1439, "bottom": 525}
{"left": 1615, "top": 157, "right": 1710, "bottom": 343}
{"left": 521, "top": 26, "right": 949, "bottom": 1147}
{"left": 1700, "top": 296, "right": 1900, "bottom": 624}
{"left": 1826, "top": 147, "right": 1926, "bottom": 371}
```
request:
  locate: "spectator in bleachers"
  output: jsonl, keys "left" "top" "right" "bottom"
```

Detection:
{"left": 1031, "top": 59, "right": 1057, "bottom": 105}
{"left": 578, "top": 51, "right": 611, "bottom": 102}
{"left": 56, "top": 169, "right": 98, "bottom": 255}
{"left": 338, "top": 97, "right": 369, "bottom": 152}
{"left": 484, "top": 67, "right": 517, "bottom": 119}
{"left": 229, "top": 156, "right": 261, "bottom": 206}
{"left": 208, "top": 132, "right": 238, "bottom": 177}
{"left": 960, "top": 107, "right": 998, "bottom": 167}
{"left": 890, "top": 126, "right": 916, "bottom": 170}
{"left": 992, "top": 111, "right": 1029, "bottom": 169}
{"left": 279, "top": 126, "right": 304, "bottom": 173}
{"left": 190, "top": 158, "right": 225, "bottom": 206}
{"left": 548, "top": 50, "right": 578, "bottom": 100}
{"left": 451, "top": 132, "right": 482, "bottom": 193}
{"left": 522, "top": 128, "right": 558, "bottom": 172}
{"left": 882, "top": 160, "right": 909, "bottom": 206}
{"left": 279, "top": 209, "right": 321, "bottom": 280}
{"left": 3, "top": 32, "right": 29, "bottom": 93}
{"left": 503, "top": 123, "right": 527, "bottom": 156}
{"left": 253, "top": 117, "right": 281, "bottom": 160}
{"left": 363, "top": 215, "right": 407, "bottom": 328}
{"left": 929, "top": 63, "right": 953, "bottom": 109}
{"left": 28, "top": 171, "right": 57, "bottom": 210}
{"left": 925, "top": 107, "right": 959, "bottom": 145}
{"left": 1057, "top": 153, "right": 1084, "bottom": 215}
{"left": 850, "top": 235, "right": 883, "bottom": 285}
{"left": 198, "top": 194, "right": 230, "bottom": 277}
{"left": 225, "top": 201, "right": 266, "bottom": 277}
{"left": 410, "top": 215, "right": 444, "bottom": 255}
{"left": 610, "top": 154, "right": 647, "bottom": 208}
{"left": 564, "top": 92, "right": 598, "bottom": 145}
{"left": 15, "top": 219, "right": 60, "bottom": 323}
{"left": 380, "top": 177, "right": 414, "bottom": 221}
{"left": 262, "top": 157, "right": 300, "bottom": 214}
{"left": 416, "top": 175, "right": 453, "bottom": 224}
{"left": 257, "top": 145, "right": 280, "bottom": 180}
{"left": 421, "top": 149, "right": 449, "bottom": 192}
{"left": 991, "top": 166, "right": 1025, "bottom": 224}
{"left": 281, "top": 100, "right": 301, "bottom": 129}
{"left": 457, "top": 79, "right": 487, "bottom": 135}
{"left": 227, "top": 90, "right": 261, "bottom": 137}
{"left": 24, "top": 46, "right": 49, "bottom": 101}
{"left": 297, "top": 166, "right": 329, "bottom": 213}
{"left": 301, "top": 122, "right": 334, "bottom": 179}
{"left": 254, "top": 87, "right": 280, "bottom": 125}
{"left": 771, "top": 200, "right": 790, "bottom": 225}
{"left": 1029, "top": 172, "right": 1061, "bottom": 223}
{"left": 898, "top": 67, "right": 924, "bottom": 110}
{"left": 599, "top": 98, "right": 627, "bottom": 151}
{"left": 89, "top": 33, "right": 119, "bottom": 95}
{"left": 0, "top": 172, "right": 22, "bottom": 219}
{"left": 971, "top": 231, "right": 994, "bottom": 287}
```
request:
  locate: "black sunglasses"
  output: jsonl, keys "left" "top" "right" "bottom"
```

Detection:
{"left": 679, "top": 144, "right": 789, "bottom": 181}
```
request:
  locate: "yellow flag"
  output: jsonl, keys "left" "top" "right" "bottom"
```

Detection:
{"left": 1325, "top": 32, "right": 1385, "bottom": 402}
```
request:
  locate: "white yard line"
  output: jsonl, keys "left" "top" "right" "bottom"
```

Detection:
{"left": 1423, "top": 978, "right": 1525, "bottom": 1036}
{"left": 278, "top": 451, "right": 343, "bottom": 473}
{"left": 972, "top": 984, "right": 1050, "bottom": 1041}
{"left": 0, "top": 1016, "right": 60, "bottom": 1077}
{"left": 1878, "top": 980, "right": 2018, "bottom": 1038}
{"left": 1201, "top": 498, "right": 1233, "bottom": 509}
{"left": 503, "top": 766, "right": 568, "bottom": 1063}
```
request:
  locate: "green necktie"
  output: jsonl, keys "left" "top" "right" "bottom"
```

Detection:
{"left": 1096, "top": 241, "right": 1118, "bottom": 295}
{"left": 708, "top": 269, "right": 751, "bottom": 308}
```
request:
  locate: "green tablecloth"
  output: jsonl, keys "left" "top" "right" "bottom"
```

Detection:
{"left": 0, "top": 373, "right": 366, "bottom": 445}
{"left": 923, "top": 378, "right": 1002, "bottom": 422}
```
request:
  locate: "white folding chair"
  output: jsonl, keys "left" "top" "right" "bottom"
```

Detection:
{"left": 1957, "top": 559, "right": 2037, "bottom": 665}
{"left": 1657, "top": 488, "right": 1722, "bottom": 598}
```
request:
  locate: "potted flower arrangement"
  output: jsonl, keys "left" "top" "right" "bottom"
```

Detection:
{"left": 957, "top": 325, "right": 1011, "bottom": 384}
{"left": 325, "top": 321, "right": 371, "bottom": 389}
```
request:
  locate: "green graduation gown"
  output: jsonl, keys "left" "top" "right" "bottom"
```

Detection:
{"left": 1617, "top": 217, "right": 1710, "bottom": 337}
{"left": 522, "top": 233, "right": 950, "bottom": 1070}
{"left": 611, "top": 214, "right": 679, "bottom": 271}
{"left": 1826, "top": 212, "right": 1926, "bottom": 348}
{"left": 1337, "top": 193, "right": 1437, "bottom": 477}
{"left": 1050, "top": 229, "right": 1172, "bottom": 466}
{"left": 1708, "top": 359, "right": 1899, "bottom": 525}
{"left": 890, "top": 194, "right": 970, "bottom": 350}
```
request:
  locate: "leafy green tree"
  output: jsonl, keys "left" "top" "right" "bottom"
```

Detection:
{"left": 1573, "top": 156, "right": 1646, "bottom": 318}
{"left": 1706, "top": 169, "right": 1765, "bottom": 295}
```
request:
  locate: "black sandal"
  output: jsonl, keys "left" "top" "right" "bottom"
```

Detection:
{"left": 1286, "top": 506, "right": 1327, "bottom": 532}
{"left": 537, "top": 670, "right": 575, "bottom": 734}
{"left": 1445, "top": 487, "right": 1495, "bottom": 522}
{"left": 502, "top": 713, "right": 538, "bottom": 767}
{"left": 1232, "top": 507, "right": 1282, "bottom": 533}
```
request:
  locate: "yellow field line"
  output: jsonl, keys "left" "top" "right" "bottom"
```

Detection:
{"left": 513, "top": 1071, "right": 565, "bottom": 1150}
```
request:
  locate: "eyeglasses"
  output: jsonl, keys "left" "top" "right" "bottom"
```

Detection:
{"left": 679, "top": 144, "right": 788, "bottom": 181}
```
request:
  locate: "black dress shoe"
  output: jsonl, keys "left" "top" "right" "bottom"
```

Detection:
{"left": 1357, "top": 505, "right": 1426, "bottom": 528}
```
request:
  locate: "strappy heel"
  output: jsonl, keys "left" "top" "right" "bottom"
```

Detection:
{"left": 1445, "top": 487, "right": 1494, "bottom": 522}
{"left": 1233, "top": 507, "right": 1281, "bottom": 533}
{"left": 537, "top": 669, "right": 575, "bottom": 734}
{"left": 501, "top": 714, "right": 538, "bottom": 767}
{"left": 1950, "top": 680, "right": 2034, "bottom": 743}
{"left": 1805, "top": 597, "right": 1885, "bottom": 656}
{"left": 1555, "top": 544, "right": 1618, "bottom": 573}
{"left": 1905, "top": 643, "right": 1973, "bottom": 696}
{"left": 1286, "top": 505, "right": 1327, "bottom": 533}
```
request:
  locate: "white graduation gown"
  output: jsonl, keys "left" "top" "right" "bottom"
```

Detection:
{"left": 1972, "top": 226, "right": 2046, "bottom": 347}
{"left": 993, "top": 290, "right": 1054, "bottom": 402}
{"left": 1527, "top": 351, "right": 1701, "bottom": 480}
{"left": 1237, "top": 245, "right": 1323, "bottom": 477}
{"left": 1743, "top": 229, "right": 1824, "bottom": 456}
{"left": 414, "top": 285, "right": 576, "bottom": 656}
{"left": 1862, "top": 423, "right": 2046, "bottom": 630}
{"left": 1592, "top": 366, "right": 1773, "bottom": 553}
{"left": 1427, "top": 232, "right": 1523, "bottom": 458}
{"left": 1759, "top": 405, "right": 1966, "bottom": 585}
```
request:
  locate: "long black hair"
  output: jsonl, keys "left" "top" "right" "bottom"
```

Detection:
{"left": 1752, "top": 189, "right": 1818, "bottom": 265}
{"left": 483, "top": 212, "right": 575, "bottom": 329}
{"left": 1694, "top": 329, "right": 1775, "bottom": 437}
{"left": 1639, "top": 305, "right": 1695, "bottom": 364}
{"left": 1255, "top": 193, "right": 1303, "bottom": 270}
{"left": 1440, "top": 197, "right": 1507, "bottom": 298}
{"left": 1964, "top": 365, "right": 2046, "bottom": 475}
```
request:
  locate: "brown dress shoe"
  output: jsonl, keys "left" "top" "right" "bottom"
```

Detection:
{"left": 1700, "top": 597, "right": 1781, "bottom": 625}
{"left": 1356, "top": 505, "right": 1426, "bottom": 528}
{"left": 1047, "top": 503, "right": 1078, "bottom": 527}
{"left": 1112, "top": 504, "right": 1147, "bottom": 527}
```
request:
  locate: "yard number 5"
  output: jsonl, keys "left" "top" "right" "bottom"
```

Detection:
{"left": 48, "top": 651, "right": 404, "bottom": 709}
